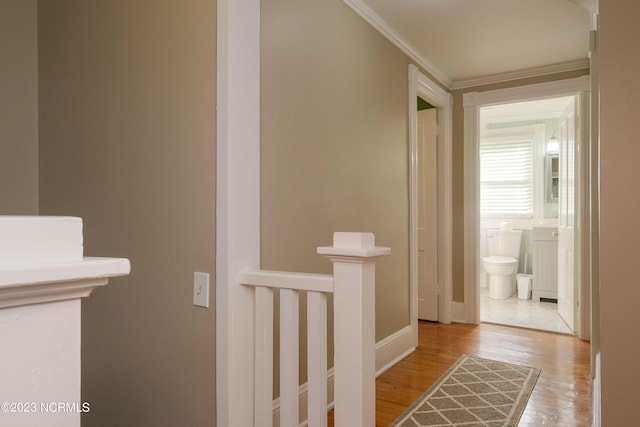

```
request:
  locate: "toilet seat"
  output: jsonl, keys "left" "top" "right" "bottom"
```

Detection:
{"left": 483, "top": 256, "right": 517, "bottom": 265}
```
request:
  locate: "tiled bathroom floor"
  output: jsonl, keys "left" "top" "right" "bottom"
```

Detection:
{"left": 480, "top": 287, "right": 573, "bottom": 334}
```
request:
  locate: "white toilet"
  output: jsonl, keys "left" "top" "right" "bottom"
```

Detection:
{"left": 483, "top": 227, "right": 522, "bottom": 300}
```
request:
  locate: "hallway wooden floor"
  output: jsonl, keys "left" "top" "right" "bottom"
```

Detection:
{"left": 329, "top": 321, "right": 592, "bottom": 426}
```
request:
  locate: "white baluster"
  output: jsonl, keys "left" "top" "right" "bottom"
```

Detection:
{"left": 255, "top": 286, "right": 274, "bottom": 427}
{"left": 307, "top": 291, "right": 328, "bottom": 427}
{"left": 280, "top": 288, "right": 299, "bottom": 427}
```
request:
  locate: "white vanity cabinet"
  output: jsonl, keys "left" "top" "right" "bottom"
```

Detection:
{"left": 532, "top": 226, "right": 558, "bottom": 301}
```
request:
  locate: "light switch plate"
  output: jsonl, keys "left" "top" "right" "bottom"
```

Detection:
{"left": 193, "top": 272, "right": 209, "bottom": 308}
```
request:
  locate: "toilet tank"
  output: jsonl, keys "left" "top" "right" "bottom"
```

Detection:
{"left": 487, "top": 229, "right": 522, "bottom": 258}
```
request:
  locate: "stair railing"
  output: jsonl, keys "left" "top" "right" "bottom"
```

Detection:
{"left": 241, "top": 232, "right": 390, "bottom": 427}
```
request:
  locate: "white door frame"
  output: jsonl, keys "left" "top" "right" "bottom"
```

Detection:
{"left": 216, "top": 0, "right": 261, "bottom": 425}
{"left": 462, "top": 76, "right": 591, "bottom": 339}
{"left": 409, "top": 65, "right": 453, "bottom": 330}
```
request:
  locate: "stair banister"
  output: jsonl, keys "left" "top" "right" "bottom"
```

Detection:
{"left": 241, "top": 232, "right": 389, "bottom": 427}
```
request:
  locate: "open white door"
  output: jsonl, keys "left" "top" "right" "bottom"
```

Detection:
{"left": 558, "top": 97, "right": 577, "bottom": 331}
{"left": 417, "top": 108, "right": 438, "bottom": 321}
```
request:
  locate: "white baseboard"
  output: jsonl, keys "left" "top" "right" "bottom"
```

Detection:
{"left": 272, "top": 324, "right": 416, "bottom": 426}
{"left": 593, "top": 352, "right": 601, "bottom": 427}
{"left": 451, "top": 301, "right": 468, "bottom": 323}
{"left": 375, "top": 325, "right": 416, "bottom": 376}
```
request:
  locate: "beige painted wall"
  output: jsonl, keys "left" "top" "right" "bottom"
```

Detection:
{"left": 599, "top": 0, "right": 640, "bottom": 423}
{"left": 37, "top": 1, "right": 216, "bottom": 426}
{"left": 0, "top": 0, "right": 39, "bottom": 214}
{"left": 450, "top": 68, "right": 590, "bottom": 302}
{"left": 261, "top": 0, "right": 412, "bottom": 344}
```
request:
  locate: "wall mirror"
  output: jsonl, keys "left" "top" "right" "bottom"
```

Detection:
{"left": 546, "top": 153, "right": 559, "bottom": 202}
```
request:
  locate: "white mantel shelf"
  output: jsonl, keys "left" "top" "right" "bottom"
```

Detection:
{"left": 0, "top": 257, "right": 130, "bottom": 309}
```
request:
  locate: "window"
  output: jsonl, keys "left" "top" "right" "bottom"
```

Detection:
{"left": 480, "top": 133, "right": 533, "bottom": 218}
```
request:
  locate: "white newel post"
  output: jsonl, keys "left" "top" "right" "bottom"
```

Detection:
{"left": 318, "top": 232, "right": 390, "bottom": 427}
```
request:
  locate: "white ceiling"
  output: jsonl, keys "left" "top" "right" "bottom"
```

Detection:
{"left": 353, "top": 0, "right": 594, "bottom": 88}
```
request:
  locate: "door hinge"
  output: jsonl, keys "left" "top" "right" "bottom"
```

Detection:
{"left": 589, "top": 30, "right": 598, "bottom": 54}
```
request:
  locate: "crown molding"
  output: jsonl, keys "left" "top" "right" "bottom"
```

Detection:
{"left": 344, "top": 0, "right": 591, "bottom": 92}
{"left": 449, "top": 59, "right": 591, "bottom": 90}
{"left": 342, "top": 0, "right": 451, "bottom": 88}
{"left": 569, "top": 0, "right": 598, "bottom": 14}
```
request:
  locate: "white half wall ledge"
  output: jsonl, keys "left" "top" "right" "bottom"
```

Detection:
{"left": 0, "top": 215, "right": 130, "bottom": 308}
{"left": 0, "top": 215, "right": 130, "bottom": 427}
{"left": 0, "top": 216, "right": 84, "bottom": 266}
{"left": 0, "top": 257, "right": 131, "bottom": 309}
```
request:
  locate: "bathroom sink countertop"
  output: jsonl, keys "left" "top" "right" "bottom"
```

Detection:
{"left": 533, "top": 220, "right": 558, "bottom": 228}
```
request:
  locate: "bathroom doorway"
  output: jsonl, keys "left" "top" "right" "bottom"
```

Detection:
{"left": 464, "top": 77, "right": 591, "bottom": 337}
{"left": 478, "top": 96, "right": 575, "bottom": 334}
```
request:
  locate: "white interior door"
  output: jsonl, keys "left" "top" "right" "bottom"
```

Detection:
{"left": 558, "top": 97, "right": 577, "bottom": 331}
{"left": 417, "top": 108, "right": 438, "bottom": 321}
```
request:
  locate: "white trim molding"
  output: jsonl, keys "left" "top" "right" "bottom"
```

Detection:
{"left": 463, "top": 92, "right": 481, "bottom": 325}
{"left": 216, "top": 0, "right": 261, "bottom": 425}
{"left": 342, "top": 0, "right": 590, "bottom": 91}
{"left": 375, "top": 325, "right": 417, "bottom": 375}
{"left": 450, "top": 59, "right": 591, "bottom": 91}
{"left": 465, "top": 76, "right": 590, "bottom": 107}
{"left": 462, "top": 76, "right": 592, "bottom": 334}
{"left": 451, "top": 302, "right": 468, "bottom": 324}
{"left": 343, "top": 0, "right": 450, "bottom": 88}
{"left": 409, "top": 64, "right": 453, "bottom": 326}
{"left": 0, "top": 257, "right": 130, "bottom": 309}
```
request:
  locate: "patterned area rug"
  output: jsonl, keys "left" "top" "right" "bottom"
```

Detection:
{"left": 390, "top": 355, "right": 540, "bottom": 427}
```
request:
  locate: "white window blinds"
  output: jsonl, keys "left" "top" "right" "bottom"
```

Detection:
{"left": 480, "top": 136, "right": 533, "bottom": 218}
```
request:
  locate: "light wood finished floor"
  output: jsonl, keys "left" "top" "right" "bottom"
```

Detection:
{"left": 328, "top": 321, "right": 592, "bottom": 426}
